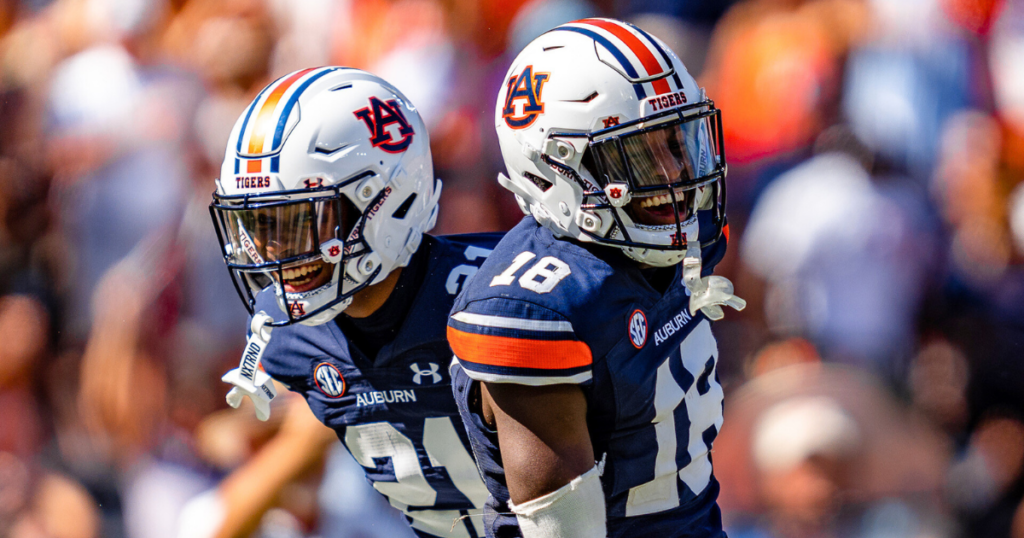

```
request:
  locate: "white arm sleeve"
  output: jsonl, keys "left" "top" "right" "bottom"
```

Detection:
{"left": 508, "top": 465, "right": 607, "bottom": 538}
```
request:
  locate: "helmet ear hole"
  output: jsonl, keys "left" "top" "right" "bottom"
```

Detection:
{"left": 579, "top": 150, "right": 604, "bottom": 187}
{"left": 392, "top": 193, "right": 417, "bottom": 219}
{"left": 524, "top": 172, "right": 553, "bottom": 192}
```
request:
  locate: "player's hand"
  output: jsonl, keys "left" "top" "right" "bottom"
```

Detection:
{"left": 221, "top": 367, "right": 277, "bottom": 421}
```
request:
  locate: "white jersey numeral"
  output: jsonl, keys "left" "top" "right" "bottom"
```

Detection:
{"left": 343, "top": 418, "right": 486, "bottom": 537}
{"left": 490, "top": 252, "right": 536, "bottom": 287}
{"left": 625, "top": 320, "right": 723, "bottom": 517}
{"left": 446, "top": 245, "right": 493, "bottom": 296}
{"left": 490, "top": 251, "right": 571, "bottom": 294}
{"left": 423, "top": 417, "right": 490, "bottom": 504}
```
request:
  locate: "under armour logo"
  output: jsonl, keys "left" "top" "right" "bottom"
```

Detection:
{"left": 609, "top": 187, "right": 623, "bottom": 199}
{"left": 328, "top": 245, "right": 340, "bottom": 257}
{"left": 410, "top": 362, "right": 442, "bottom": 385}
{"left": 602, "top": 116, "right": 620, "bottom": 128}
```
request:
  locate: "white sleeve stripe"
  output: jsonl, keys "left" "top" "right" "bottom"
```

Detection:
{"left": 457, "top": 368, "right": 593, "bottom": 387}
{"left": 451, "top": 311, "right": 575, "bottom": 333}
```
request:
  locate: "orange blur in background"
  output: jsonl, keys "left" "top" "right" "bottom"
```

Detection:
{"left": 0, "top": 0, "right": 1023, "bottom": 537}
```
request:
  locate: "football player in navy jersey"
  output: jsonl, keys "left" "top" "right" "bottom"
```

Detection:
{"left": 447, "top": 19, "right": 746, "bottom": 538}
{"left": 209, "top": 67, "right": 501, "bottom": 538}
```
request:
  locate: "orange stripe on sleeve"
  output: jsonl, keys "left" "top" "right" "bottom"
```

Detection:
{"left": 246, "top": 68, "right": 316, "bottom": 155}
{"left": 581, "top": 19, "right": 672, "bottom": 95}
{"left": 447, "top": 326, "right": 592, "bottom": 371}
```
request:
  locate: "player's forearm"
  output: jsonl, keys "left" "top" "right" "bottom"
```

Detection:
{"left": 484, "top": 381, "right": 606, "bottom": 537}
{"left": 213, "top": 408, "right": 335, "bottom": 538}
{"left": 497, "top": 410, "right": 595, "bottom": 502}
{"left": 482, "top": 382, "right": 594, "bottom": 503}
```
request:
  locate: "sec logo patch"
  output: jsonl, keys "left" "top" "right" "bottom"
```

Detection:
{"left": 314, "top": 362, "right": 346, "bottom": 398}
{"left": 629, "top": 309, "right": 647, "bottom": 349}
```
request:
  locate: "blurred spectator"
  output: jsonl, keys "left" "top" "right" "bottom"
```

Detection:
{"left": 46, "top": 41, "right": 191, "bottom": 340}
{"left": 741, "top": 147, "right": 935, "bottom": 373}
{"left": 1, "top": 453, "right": 101, "bottom": 538}
{"left": 178, "top": 394, "right": 412, "bottom": 538}
{"left": 703, "top": 0, "right": 869, "bottom": 166}
{"left": 715, "top": 362, "right": 954, "bottom": 538}
{"left": 933, "top": 110, "right": 1011, "bottom": 286}
{"left": 0, "top": 294, "right": 49, "bottom": 459}
{"left": 843, "top": 0, "right": 976, "bottom": 181}
{"left": 0, "top": 0, "right": 1017, "bottom": 535}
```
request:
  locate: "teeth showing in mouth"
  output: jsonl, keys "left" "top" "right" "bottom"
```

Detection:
{"left": 283, "top": 262, "right": 324, "bottom": 286}
{"left": 640, "top": 194, "right": 675, "bottom": 209}
{"left": 638, "top": 188, "right": 690, "bottom": 209}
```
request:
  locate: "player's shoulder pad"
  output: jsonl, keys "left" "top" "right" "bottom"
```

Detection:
{"left": 447, "top": 218, "right": 643, "bottom": 386}
{"left": 414, "top": 232, "right": 504, "bottom": 301}
{"left": 452, "top": 218, "right": 640, "bottom": 318}
{"left": 434, "top": 231, "right": 505, "bottom": 253}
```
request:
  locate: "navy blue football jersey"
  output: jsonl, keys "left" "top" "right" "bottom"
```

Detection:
{"left": 448, "top": 217, "right": 729, "bottom": 538}
{"left": 255, "top": 233, "right": 502, "bottom": 538}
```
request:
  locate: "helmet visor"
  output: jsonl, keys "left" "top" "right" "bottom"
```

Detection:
{"left": 212, "top": 198, "right": 350, "bottom": 267}
{"left": 210, "top": 191, "right": 370, "bottom": 322}
{"left": 584, "top": 109, "right": 723, "bottom": 227}
{"left": 587, "top": 110, "right": 722, "bottom": 192}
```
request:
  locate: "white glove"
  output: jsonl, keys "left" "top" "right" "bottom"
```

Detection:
{"left": 221, "top": 366, "right": 277, "bottom": 421}
{"left": 683, "top": 243, "right": 746, "bottom": 320}
{"left": 222, "top": 311, "right": 277, "bottom": 421}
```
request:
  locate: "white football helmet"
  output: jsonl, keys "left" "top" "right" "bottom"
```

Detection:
{"left": 495, "top": 18, "right": 727, "bottom": 267}
{"left": 210, "top": 67, "right": 440, "bottom": 326}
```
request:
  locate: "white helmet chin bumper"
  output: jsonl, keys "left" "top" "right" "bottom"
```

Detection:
{"left": 277, "top": 270, "right": 353, "bottom": 326}
{"left": 619, "top": 218, "right": 699, "bottom": 267}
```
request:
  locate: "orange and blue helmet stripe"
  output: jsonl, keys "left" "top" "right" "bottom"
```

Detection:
{"left": 551, "top": 18, "right": 684, "bottom": 100}
{"left": 234, "top": 67, "right": 341, "bottom": 175}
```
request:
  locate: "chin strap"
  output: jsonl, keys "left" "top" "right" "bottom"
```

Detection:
{"left": 221, "top": 311, "right": 278, "bottom": 421}
{"left": 682, "top": 242, "right": 747, "bottom": 321}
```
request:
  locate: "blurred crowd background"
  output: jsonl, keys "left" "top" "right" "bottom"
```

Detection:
{"left": 0, "top": 0, "right": 1022, "bottom": 536}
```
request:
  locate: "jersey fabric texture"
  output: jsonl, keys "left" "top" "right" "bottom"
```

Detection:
{"left": 254, "top": 233, "right": 502, "bottom": 538}
{"left": 448, "top": 216, "right": 729, "bottom": 538}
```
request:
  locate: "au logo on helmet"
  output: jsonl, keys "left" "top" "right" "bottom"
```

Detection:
{"left": 502, "top": 65, "right": 550, "bottom": 129}
{"left": 354, "top": 96, "right": 416, "bottom": 153}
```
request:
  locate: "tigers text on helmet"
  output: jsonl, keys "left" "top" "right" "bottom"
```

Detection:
{"left": 210, "top": 67, "right": 441, "bottom": 326}
{"left": 495, "top": 18, "right": 727, "bottom": 267}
